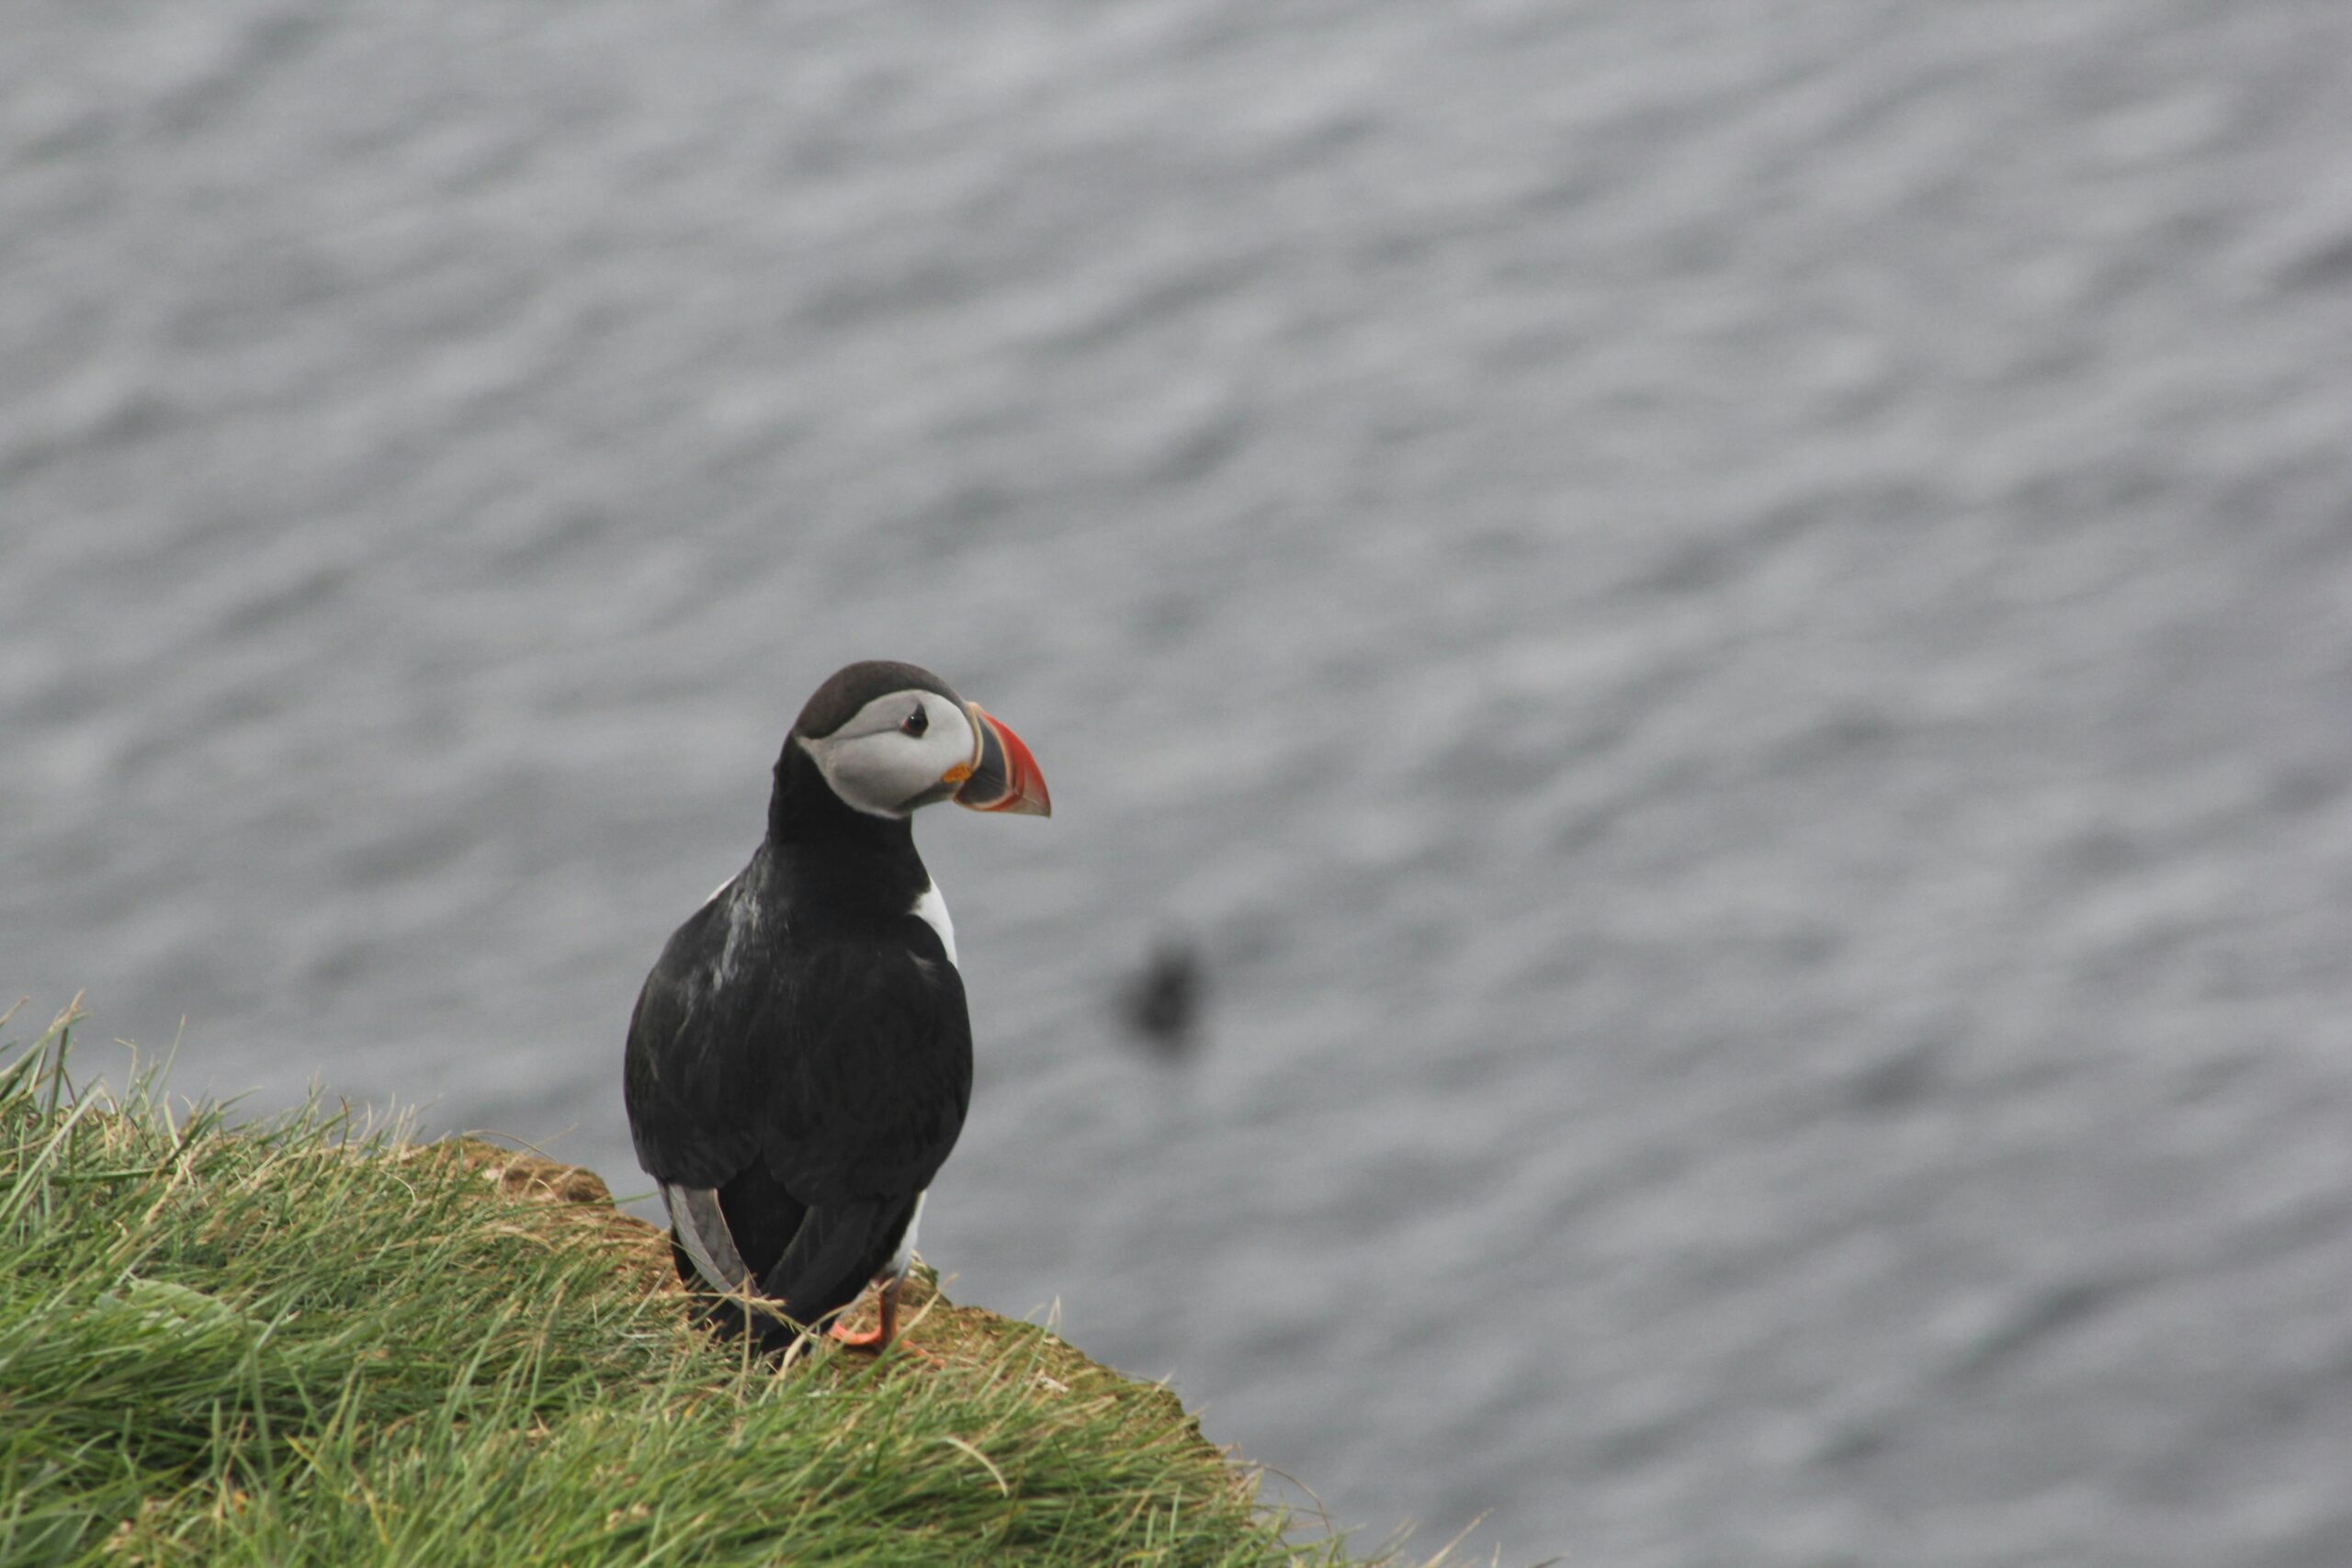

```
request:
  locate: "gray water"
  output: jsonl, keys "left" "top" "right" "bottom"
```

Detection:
{"left": 9, "top": 4, "right": 2352, "bottom": 1562}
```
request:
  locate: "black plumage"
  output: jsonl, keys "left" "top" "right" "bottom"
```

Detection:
{"left": 622, "top": 662, "right": 1036, "bottom": 1353}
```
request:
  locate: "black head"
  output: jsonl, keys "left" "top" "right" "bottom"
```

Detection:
{"left": 793, "top": 660, "right": 964, "bottom": 740}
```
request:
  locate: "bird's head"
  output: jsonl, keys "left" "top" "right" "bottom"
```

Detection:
{"left": 789, "top": 660, "right": 1051, "bottom": 821}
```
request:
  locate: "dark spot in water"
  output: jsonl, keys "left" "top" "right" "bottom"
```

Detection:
{"left": 1120, "top": 938, "right": 1205, "bottom": 1060}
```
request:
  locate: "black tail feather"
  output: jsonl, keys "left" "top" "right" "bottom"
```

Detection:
{"left": 757, "top": 1195, "right": 899, "bottom": 1324}
{"left": 669, "top": 1193, "right": 912, "bottom": 1357}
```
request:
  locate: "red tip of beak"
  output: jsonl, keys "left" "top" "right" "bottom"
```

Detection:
{"left": 956, "top": 705, "right": 1052, "bottom": 818}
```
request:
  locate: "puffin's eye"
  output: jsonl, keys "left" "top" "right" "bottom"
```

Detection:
{"left": 901, "top": 705, "right": 929, "bottom": 738}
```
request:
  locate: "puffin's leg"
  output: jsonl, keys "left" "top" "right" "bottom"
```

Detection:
{"left": 829, "top": 1272, "right": 901, "bottom": 1350}
{"left": 830, "top": 1272, "right": 940, "bottom": 1362}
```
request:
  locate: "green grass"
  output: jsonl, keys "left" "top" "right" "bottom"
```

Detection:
{"left": 0, "top": 1003, "right": 1389, "bottom": 1567}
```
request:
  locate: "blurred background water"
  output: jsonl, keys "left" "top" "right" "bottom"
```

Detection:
{"left": 8, "top": 3, "right": 2352, "bottom": 1562}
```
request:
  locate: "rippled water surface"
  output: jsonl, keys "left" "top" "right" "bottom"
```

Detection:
{"left": 9, "top": 4, "right": 2352, "bottom": 1562}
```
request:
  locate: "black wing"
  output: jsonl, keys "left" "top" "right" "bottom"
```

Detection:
{"left": 624, "top": 898, "right": 971, "bottom": 1318}
{"left": 622, "top": 888, "right": 766, "bottom": 1189}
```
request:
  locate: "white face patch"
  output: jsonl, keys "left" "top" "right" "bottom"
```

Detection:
{"left": 798, "top": 689, "right": 978, "bottom": 818}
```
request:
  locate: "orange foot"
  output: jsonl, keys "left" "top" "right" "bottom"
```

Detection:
{"left": 828, "top": 1278, "right": 942, "bottom": 1364}
{"left": 830, "top": 1323, "right": 942, "bottom": 1365}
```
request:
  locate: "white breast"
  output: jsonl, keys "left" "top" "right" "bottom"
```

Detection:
{"left": 910, "top": 882, "right": 958, "bottom": 965}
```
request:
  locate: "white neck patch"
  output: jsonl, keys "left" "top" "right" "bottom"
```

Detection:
{"left": 910, "top": 882, "right": 957, "bottom": 964}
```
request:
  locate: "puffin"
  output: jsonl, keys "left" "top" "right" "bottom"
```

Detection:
{"left": 623, "top": 660, "right": 1050, "bottom": 1355}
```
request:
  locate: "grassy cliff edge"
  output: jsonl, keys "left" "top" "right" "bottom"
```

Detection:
{"left": 0, "top": 1013, "right": 1387, "bottom": 1566}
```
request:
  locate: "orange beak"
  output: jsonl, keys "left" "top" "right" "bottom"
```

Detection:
{"left": 953, "top": 703, "right": 1052, "bottom": 817}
